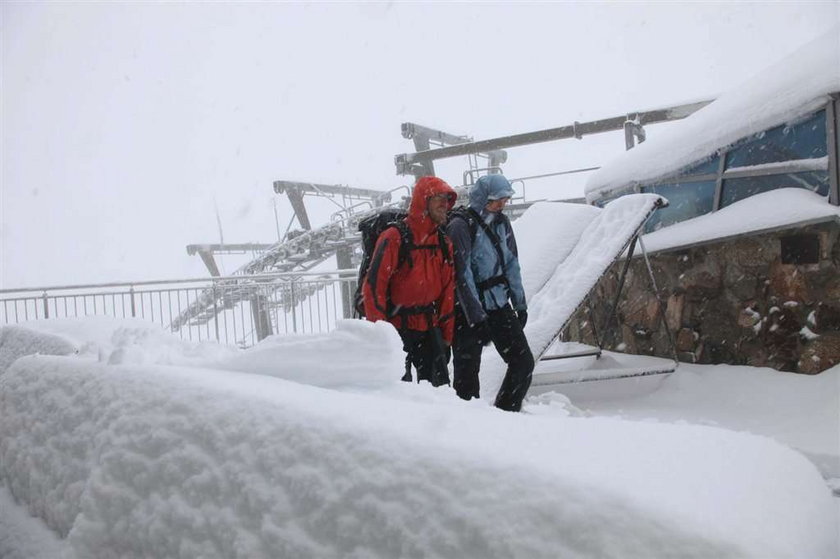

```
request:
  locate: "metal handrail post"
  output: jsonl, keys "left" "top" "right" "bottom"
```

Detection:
{"left": 130, "top": 286, "right": 136, "bottom": 317}
{"left": 290, "top": 280, "right": 298, "bottom": 333}
{"left": 42, "top": 291, "right": 49, "bottom": 319}
{"left": 212, "top": 284, "right": 220, "bottom": 342}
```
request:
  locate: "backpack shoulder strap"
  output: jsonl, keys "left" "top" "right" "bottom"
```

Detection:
{"left": 391, "top": 219, "right": 414, "bottom": 269}
{"left": 449, "top": 207, "right": 480, "bottom": 243}
{"left": 437, "top": 228, "right": 451, "bottom": 263}
{"left": 473, "top": 213, "right": 507, "bottom": 274}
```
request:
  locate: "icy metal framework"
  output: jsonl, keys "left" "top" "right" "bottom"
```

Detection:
{"left": 273, "top": 180, "right": 394, "bottom": 232}
{"left": 399, "top": 122, "right": 507, "bottom": 181}
{"left": 393, "top": 100, "right": 712, "bottom": 175}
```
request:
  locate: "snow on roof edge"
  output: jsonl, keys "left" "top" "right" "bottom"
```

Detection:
{"left": 585, "top": 26, "right": 840, "bottom": 202}
{"left": 639, "top": 188, "right": 840, "bottom": 254}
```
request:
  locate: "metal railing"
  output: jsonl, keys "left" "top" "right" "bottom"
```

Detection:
{"left": 0, "top": 271, "right": 357, "bottom": 348}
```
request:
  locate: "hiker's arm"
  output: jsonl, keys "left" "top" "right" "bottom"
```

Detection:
{"left": 446, "top": 218, "right": 487, "bottom": 326}
{"left": 438, "top": 238, "right": 456, "bottom": 345}
{"left": 503, "top": 219, "right": 527, "bottom": 311}
{"left": 362, "top": 229, "right": 399, "bottom": 322}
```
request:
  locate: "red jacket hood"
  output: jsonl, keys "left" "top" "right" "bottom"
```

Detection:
{"left": 407, "top": 176, "right": 457, "bottom": 235}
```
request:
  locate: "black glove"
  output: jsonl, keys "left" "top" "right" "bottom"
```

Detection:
{"left": 516, "top": 310, "right": 528, "bottom": 328}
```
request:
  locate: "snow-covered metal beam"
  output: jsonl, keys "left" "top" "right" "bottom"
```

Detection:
{"left": 394, "top": 100, "right": 713, "bottom": 175}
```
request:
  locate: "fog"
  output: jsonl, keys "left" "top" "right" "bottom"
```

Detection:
{"left": 2, "top": 2, "right": 838, "bottom": 288}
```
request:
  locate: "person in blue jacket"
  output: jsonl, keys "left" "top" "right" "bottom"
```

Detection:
{"left": 446, "top": 174, "right": 534, "bottom": 412}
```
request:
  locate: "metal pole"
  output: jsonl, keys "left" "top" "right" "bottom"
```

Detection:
{"left": 290, "top": 281, "right": 298, "bottom": 333}
{"left": 212, "top": 285, "right": 220, "bottom": 342}
{"left": 395, "top": 100, "right": 712, "bottom": 173}
{"left": 638, "top": 236, "right": 679, "bottom": 365}
{"left": 599, "top": 237, "right": 638, "bottom": 341}
{"left": 336, "top": 247, "right": 355, "bottom": 318}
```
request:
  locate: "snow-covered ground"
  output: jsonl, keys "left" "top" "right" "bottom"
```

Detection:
{"left": 0, "top": 317, "right": 837, "bottom": 558}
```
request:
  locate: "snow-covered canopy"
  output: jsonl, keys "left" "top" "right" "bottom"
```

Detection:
{"left": 585, "top": 26, "right": 840, "bottom": 201}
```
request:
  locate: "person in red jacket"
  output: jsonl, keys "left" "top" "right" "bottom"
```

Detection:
{"left": 362, "top": 176, "right": 457, "bottom": 386}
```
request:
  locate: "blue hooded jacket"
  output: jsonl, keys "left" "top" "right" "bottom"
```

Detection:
{"left": 447, "top": 174, "right": 527, "bottom": 325}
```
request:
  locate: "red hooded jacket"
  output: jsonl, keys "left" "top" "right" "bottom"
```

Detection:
{"left": 362, "top": 177, "right": 457, "bottom": 343}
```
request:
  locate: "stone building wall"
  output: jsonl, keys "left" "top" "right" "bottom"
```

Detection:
{"left": 565, "top": 219, "right": 840, "bottom": 374}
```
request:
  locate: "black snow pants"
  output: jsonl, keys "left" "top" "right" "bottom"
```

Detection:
{"left": 453, "top": 304, "right": 534, "bottom": 412}
{"left": 399, "top": 329, "right": 451, "bottom": 387}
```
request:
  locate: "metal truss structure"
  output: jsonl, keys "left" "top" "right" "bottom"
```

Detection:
{"left": 175, "top": 101, "right": 712, "bottom": 339}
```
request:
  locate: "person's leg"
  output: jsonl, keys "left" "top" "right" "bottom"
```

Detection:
{"left": 487, "top": 306, "right": 534, "bottom": 412}
{"left": 400, "top": 329, "right": 437, "bottom": 384}
{"left": 452, "top": 309, "right": 483, "bottom": 400}
{"left": 427, "top": 326, "right": 451, "bottom": 387}
{"left": 401, "top": 354, "right": 413, "bottom": 382}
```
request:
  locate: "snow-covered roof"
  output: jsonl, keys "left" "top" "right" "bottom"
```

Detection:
{"left": 585, "top": 27, "right": 840, "bottom": 201}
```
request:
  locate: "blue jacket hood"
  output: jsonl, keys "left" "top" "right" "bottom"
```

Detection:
{"left": 468, "top": 175, "right": 515, "bottom": 212}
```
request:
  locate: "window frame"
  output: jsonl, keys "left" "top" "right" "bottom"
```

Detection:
{"left": 828, "top": 94, "right": 840, "bottom": 206}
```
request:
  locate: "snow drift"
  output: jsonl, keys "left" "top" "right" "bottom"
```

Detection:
{"left": 0, "top": 317, "right": 837, "bottom": 558}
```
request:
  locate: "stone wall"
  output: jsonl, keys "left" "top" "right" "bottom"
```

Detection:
{"left": 566, "top": 219, "right": 840, "bottom": 374}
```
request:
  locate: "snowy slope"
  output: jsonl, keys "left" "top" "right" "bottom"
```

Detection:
{"left": 0, "top": 352, "right": 834, "bottom": 558}
{"left": 1, "top": 315, "right": 837, "bottom": 558}
{"left": 579, "top": 361, "right": 840, "bottom": 479}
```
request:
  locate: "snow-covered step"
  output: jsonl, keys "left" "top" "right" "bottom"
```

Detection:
{"left": 532, "top": 364, "right": 675, "bottom": 385}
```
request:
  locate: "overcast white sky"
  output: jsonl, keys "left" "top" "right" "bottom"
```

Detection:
{"left": 2, "top": 1, "right": 838, "bottom": 289}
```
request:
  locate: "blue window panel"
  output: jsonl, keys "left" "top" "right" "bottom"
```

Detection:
{"left": 677, "top": 154, "right": 720, "bottom": 177}
{"left": 640, "top": 180, "right": 716, "bottom": 232}
{"left": 724, "top": 110, "right": 827, "bottom": 169}
{"left": 720, "top": 171, "right": 829, "bottom": 208}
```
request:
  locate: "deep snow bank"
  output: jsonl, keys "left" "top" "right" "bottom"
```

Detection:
{"left": 577, "top": 362, "right": 840, "bottom": 480}
{"left": 0, "top": 317, "right": 239, "bottom": 376}
{"left": 0, "top": 325, "right": 77, "bottom": 374}
{"left": 1, "top": 353, "right": 836, "bottom": 558}
{"left": 0, "top": 486, "right": 64, "bottom": 559}
{"left": 212, "top": 319, "right": 405, "bottom": 389}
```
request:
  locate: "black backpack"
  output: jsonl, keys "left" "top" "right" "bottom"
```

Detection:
{"left": 447, "top": 206, "right": 508, "bottom": 256}
{"left": 354, "top": 209, "right": 451, "bottom": 318}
